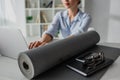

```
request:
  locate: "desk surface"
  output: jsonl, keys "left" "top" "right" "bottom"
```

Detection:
{"left": 99, "top": 43, "right": 120, "bottom": 80}
{"left": 101, "top": 56, "right": 120, "bottom": 80}
{"left": 31, "top": 43, "right": 120, "bottom": 80}
{"left": 0, "top": 43, "right": 120, "bottom": 80}
{"left": 99, "top": 42, "right": 120, "bottom": 48}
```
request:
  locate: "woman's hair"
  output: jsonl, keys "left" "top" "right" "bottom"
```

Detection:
{"left": 78, "top": 0, "right": 81, "bottom": 5}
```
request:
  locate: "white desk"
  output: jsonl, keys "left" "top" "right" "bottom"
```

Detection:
{"left": 101, "top": 56, "right": 120, "bottom": 80}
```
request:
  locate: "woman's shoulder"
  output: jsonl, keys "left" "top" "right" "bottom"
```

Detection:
{"left": 55, "top": 10, "right": 67, "bottom": 17}
{"left": 79, "top": 10, "right": 91, "bottom": 18}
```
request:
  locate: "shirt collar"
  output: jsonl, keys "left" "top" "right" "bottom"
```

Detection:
{"left": 62, "top": 10, "right": 68, "bottom": 19}
{"left": 62, "top": 9, "right": 83, "bottom": 22}
{"left": 74, "top": 10, "right": 83, "bottom": 22}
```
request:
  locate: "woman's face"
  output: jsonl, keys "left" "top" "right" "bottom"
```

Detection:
{"left": 61, "top": 0, "right": 79, "bottom": 9}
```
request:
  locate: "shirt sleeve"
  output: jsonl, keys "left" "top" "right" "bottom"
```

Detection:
{"left": 43, "top": 12, "right": 60, "bottom": 37}
{"left": 71, "top": 13, "right": 91, "bottom": 36}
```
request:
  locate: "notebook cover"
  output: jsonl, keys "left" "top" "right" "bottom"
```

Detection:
{"left": 66, "top": 58, "right": 114, "bottom": 76}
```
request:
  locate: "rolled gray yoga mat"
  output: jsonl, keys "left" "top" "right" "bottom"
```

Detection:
{"left": 18, "top": 31, "right": 100, "bottom": 79}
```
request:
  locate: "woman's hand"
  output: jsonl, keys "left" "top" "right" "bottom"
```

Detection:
{"left": 29, "top": 33, "right": 53, "bottom": 49}
{"left": 29, "top": 41, "right": 47, "bottom": 49}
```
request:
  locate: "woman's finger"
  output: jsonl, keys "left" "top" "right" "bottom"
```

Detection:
{"left": 33, "top": 41, "right": 41, "bottom": 48}
{"left": 29, "top": 42, "right": 33, "bottom": 49}
{"left": 29, "top": 41, "right": 37, "bottom": 49}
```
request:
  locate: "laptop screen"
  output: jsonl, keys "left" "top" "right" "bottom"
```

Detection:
{"left": 0, "top": 28, "right": 28, "bottom": 59}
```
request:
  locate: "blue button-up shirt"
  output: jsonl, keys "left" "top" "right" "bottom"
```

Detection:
{"left": 44, "top": 10, "right": 91, "bottom": 38}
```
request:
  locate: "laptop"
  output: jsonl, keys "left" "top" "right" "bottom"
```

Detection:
{"left": 0, "top": 27, "right": 28, "bottom": 59}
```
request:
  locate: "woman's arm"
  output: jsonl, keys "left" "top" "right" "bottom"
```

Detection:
{"left": 29, "top": 12, "right": 61, "bottom": 49}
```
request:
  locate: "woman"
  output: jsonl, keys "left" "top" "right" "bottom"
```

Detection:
{"left": 29, "top": 0, "right": 91, "bottom": 49}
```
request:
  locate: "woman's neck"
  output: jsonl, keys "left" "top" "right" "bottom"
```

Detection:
{"left": 68, "top": 8, "right": 79, "bottom": 22}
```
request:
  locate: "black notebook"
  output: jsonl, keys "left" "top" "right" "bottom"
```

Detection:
{"left": 66, "top": 51, "right": 114, "bottom": 77}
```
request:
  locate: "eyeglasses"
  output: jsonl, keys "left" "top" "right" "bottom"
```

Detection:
{"left": 76, "top": 51, "right": 105, "bottom": 69}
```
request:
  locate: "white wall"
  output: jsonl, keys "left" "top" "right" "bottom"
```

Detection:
{"left": 107, "top": 0, "right": 120, "bottom": 43}
{"left": 85, "top": 0, "right": 110, "bottom": 42}
{"left": 85, "top": 0, "right": 120, "bottom": 43}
